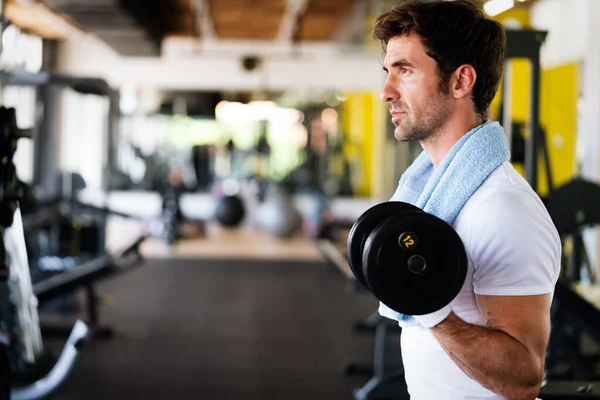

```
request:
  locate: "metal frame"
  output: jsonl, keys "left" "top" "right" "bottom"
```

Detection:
{"left": 503, "top": 29, "right": 548, "bottom": 193}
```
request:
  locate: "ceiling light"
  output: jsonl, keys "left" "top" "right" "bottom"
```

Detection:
{"left": 483, "top": 0, "right": 515, "bottom": 16}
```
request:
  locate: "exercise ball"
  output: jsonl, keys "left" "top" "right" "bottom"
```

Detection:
{"left": 215, "top": 195, "right": 245, "bottom": 227}
{"left": 257, "top": 183, "right": 301, "bottom": 238}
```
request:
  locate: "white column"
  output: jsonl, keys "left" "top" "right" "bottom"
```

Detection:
{"left": 581, "top": 0, "right": 600, "bottom": 276}
{"left": 577, "top": 0, "right": 599, "bottom": 181}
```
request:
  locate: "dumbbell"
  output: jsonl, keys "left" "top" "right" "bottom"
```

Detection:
{"left": 346, "top": 201, "right": 468, "bottom": 316}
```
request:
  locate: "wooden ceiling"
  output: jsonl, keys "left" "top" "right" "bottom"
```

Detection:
{"left": 39, "top": 0, "right": 360, "bottom": 55}
{"left": 208, "top": 0, "right": 287, "bottom": 40}
{"left": 204, "top": 0, "right": 358, "bottom": 41}
{"left": 29, "top": 0, "right": 539, "bottom": 56}
{"left": 297, "top": 0, "right": 356, "bottom": 41}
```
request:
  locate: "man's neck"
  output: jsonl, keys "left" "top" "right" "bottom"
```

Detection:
{"left": 421, "top": 115, "right": 484, "bottom": 168}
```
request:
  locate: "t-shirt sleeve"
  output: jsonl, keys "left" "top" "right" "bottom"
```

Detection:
{"left": 469, "top": 188, "right": 561, "bottom": 296}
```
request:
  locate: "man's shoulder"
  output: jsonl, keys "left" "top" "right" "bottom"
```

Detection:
{"left": 455, "top": 161, "right": 560, "bottom": 253}
{"left": 458, "top": 162, "right": 542, "bottom": 222}
{"left": 475, "top": 161, "right": 535, "bottom": 199}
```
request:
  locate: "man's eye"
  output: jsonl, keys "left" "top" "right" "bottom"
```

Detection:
{"left": 401, "top": 68, "right": 409, "bottom": 74}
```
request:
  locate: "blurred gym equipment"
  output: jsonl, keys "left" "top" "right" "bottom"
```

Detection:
{"left": 256, "top": 182, "right": 302, "bottom": 239}
{"left": 19, "top": 170, "right": 148, "bottom": 338}
{"left": 0, "top": 103, "right": 88, "bottom": 398}
{"left": 215, "top": 194, "right": 245, "bottom": 227}
{"left": 0, "top": 31, "right": 153, "bottom": 346}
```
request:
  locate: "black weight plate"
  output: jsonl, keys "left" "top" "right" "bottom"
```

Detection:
{"left": 362, "top": 212, "right": 467, "bottom": 316}
{"left": 346, "top": 201, "right": 421, "bottom": 290}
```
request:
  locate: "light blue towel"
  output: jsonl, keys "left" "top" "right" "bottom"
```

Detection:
{"left": 380, "top": 120, "right": 511, "bottom": 327}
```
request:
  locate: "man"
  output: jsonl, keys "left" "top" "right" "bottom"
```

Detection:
{"left": 374, "top": 1, "right": 561, "bottom": 399}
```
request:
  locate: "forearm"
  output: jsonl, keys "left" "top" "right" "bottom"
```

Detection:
{"left": 431, "top": 313, "right": 544, "bottom": 400}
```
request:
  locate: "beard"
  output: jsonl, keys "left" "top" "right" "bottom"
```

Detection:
{"left": 392, "top": 81, "right": 452, "bottom": 143}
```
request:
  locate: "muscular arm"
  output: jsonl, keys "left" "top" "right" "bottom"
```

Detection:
{"left": 431, "top": 294, "right": 551, "bottom": 400}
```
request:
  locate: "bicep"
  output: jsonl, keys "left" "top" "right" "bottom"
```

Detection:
{"left": 476, "top": 294, "right": 552, "bottom": 361}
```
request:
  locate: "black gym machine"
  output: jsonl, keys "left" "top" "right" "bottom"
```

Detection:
{"left": 0, "top": 17, "right": 154, "bottom": 398}
{"left": 539, "top": 180, "right": 600, "bottom": 398}
{"left": 0, "top": 101, "right": 88, "bottom": 399}
{"left": 0, "top": 100, "right": 148, "bottom": 398}
{"left": 0, "top": 68, "right": 155, "bottom": 340}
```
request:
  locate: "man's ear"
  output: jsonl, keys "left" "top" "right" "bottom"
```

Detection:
{"left": 451, "top": 64, "right": 477, "bottom": 100}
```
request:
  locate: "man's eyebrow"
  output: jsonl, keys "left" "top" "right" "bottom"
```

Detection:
{"left": 383, "top": 59, "right": 416, "bottom": 72}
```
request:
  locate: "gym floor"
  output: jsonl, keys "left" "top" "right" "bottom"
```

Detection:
{"left": 44, "top": 224, "right": 386, "bottom": 400}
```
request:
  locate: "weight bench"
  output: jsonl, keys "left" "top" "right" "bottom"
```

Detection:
{"left": 33, "top": 233, "right": 147, "bottom": 339}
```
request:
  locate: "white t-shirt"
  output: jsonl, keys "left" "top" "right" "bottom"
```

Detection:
{"left": 387, "top": 161, "right": 562, "bottom": 399}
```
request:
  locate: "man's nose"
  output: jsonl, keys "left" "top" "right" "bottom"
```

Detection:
{"left": 380, "top": 77, "right": 399, "bottom": 102}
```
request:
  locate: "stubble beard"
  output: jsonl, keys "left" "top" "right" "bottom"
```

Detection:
{"left": 393, "top": 79, "right": 452, "bottom": 143}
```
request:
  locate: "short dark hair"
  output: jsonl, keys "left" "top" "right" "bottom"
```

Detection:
{"left": 373, "top": 0, "right": 506, "bottom": 117}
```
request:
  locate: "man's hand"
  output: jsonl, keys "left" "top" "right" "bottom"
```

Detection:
{"left": 414, "top": 304, "right": 452, "bottom": 328}
{"left": 431, "top": 294, "right": 551, "bottom": 400}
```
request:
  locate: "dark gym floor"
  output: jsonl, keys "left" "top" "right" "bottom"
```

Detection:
{"left": 45, "top": 257, "right": 385, "bottom": 400}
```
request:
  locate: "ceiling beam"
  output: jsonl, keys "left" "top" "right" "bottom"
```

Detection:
{"left": 330, "top": 0, "right": 370, "bottom": 45}
{"left": 112, "top": 53, "right": 382, "bottom": 91}
{"left": 4, "top": 0, "right": 83, "bottom": 39}
{"left": 193, "top": 0, "right": 215, "bottom": 40}
{"left": 56, "top": 11, "right": 139, "bottom": 30}
{"left": 276, "top": 0, "right": 310, "bottom": 43}
{"left": 47, "top": 0, "right": 117, "bottom": 7}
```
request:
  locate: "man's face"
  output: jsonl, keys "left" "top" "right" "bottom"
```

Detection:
{"left": 381, "top": 34, "right": 453, "bottom": 142}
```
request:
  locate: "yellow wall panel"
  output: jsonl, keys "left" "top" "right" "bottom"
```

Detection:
{"left": 341, "top": 93, "right": 376, "bottom": 196}
{"left": 538, "top": 62, "right": 579, "bottom": 195}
